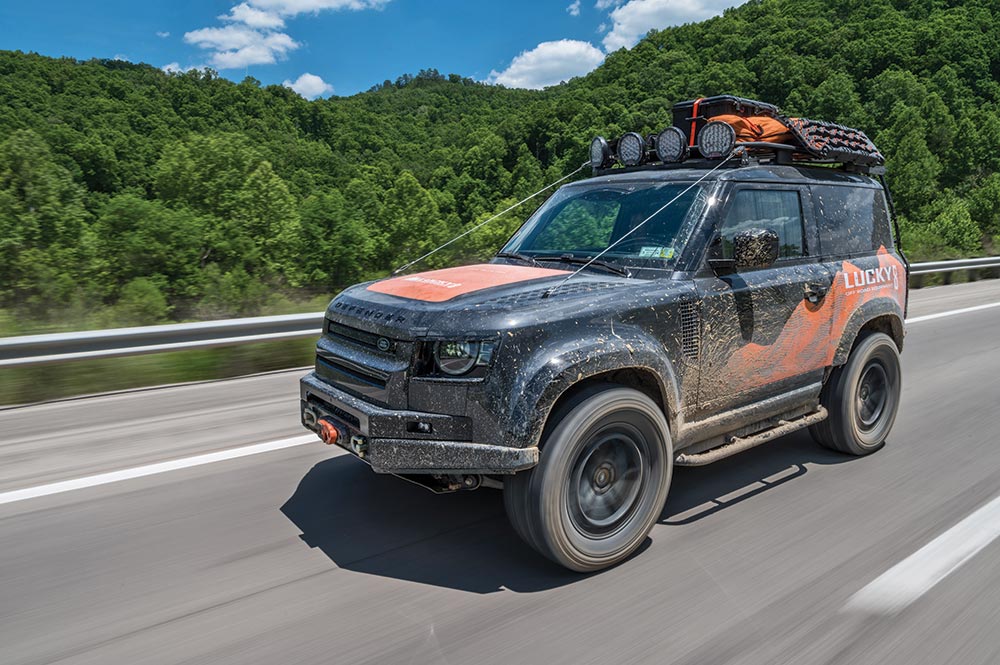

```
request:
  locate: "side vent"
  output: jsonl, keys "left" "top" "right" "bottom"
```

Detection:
{"left": 680, "top": 301, "right": 701, "bottom": 361}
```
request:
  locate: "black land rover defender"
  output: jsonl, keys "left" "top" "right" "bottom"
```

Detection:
{"left": 300, "top": 97, "right": 908, "bottom": 571}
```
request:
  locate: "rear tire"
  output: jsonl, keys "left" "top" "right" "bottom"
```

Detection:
{"left": 810, "top": 332, "right": 901, "bottom": 455}
{"left": 504, "top": 386, "right": 672, "bottom": 572}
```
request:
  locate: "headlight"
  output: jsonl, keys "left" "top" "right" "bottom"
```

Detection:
{"left": 617, "top": 132, "right": 646, "bottom": 167}
{"left": 434, "top": 341, "right": 496, "bottom": 376}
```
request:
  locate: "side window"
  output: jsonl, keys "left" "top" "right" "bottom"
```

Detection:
{"left": 872, "top": 190, "right": 894, "bottom": 250}
{"left": 717, "top": 189, "right": 805, "bottom": 260}
{"left": 532, "top": 198, "right": 619, "bottom": 251}
{"left": 813, "top": 186, "right": 892, "bottom": 257}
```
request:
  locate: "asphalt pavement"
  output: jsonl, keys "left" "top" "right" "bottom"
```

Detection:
{"left": 2, "top": 280, "right": 1000, "bottom": 665}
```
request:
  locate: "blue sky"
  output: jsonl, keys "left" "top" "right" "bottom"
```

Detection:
{"left": 0, "top": 1, "right": 739, "bottom": 98}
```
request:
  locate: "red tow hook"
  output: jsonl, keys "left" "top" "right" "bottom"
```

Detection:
{"left": 317, "top": 419, "right": 339, "bottom": 446}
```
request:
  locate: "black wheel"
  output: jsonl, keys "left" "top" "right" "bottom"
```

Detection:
{"left": 810, "top": 332, "right": 901, "bottom": 455}
{"left": 504, "top": 386, "right": 672, "bottom": 572}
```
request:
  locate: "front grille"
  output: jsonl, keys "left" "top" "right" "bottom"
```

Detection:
{"left": 680, "top": 301, "right": 701, "bottom": 361}
{"left": 326, "top": 320, "right": 397, "bottom": 354}
{"left": 316, "top": 355, "right": 389, "bottom": 405}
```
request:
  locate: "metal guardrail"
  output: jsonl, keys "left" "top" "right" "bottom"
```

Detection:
{"left": 907, "top": 256, "right": 1000, "bottom": 275}
{"left": 0, "top": 312, "right": 324, "bottom": 368}
{"left": 1, "top": 256, "right": 998, "bottom": 369}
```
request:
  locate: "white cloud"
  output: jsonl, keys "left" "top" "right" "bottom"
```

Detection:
{"left": 595, "top": 0, "right": 624, "bottom": 9}
{"left": 489, "top": 39, "right": 605, "bottom": 89}
{"left": 602, "top": 0, "right": 737, "bottom": 51}
{"left": 113, "top": 54, "right": 129, "bottom": 61}
{"left": 567, "top": 0, "right": 581, "bottom": 16}
{"left": 244, "top": 0, "right": 390, "bottom": 17}
{"left": 162, "top": 62, "right": 207, "bottom": 73}
{"left": 184, "top": 25, "right": 299, "bottom": 68}
{"left": 283, "top": 72, "right": 334, "bottom": 98}
{"left": 182, "top": 0, "right": 390, "bottom": 71}
{"left": 184, "top": 25, "right": 264, "bottom": 51}
{"left": 156, "top": 31, "right": 170, "bottom": 38}
{"left": 222, "top": 2, "right": 285, "bottom": 29}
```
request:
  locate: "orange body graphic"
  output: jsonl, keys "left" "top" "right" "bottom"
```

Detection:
{"left": 723, "top": 249, "right": 905, "bottom": 391}
{"left": 367, "top": 264, "right": 569, "bottom": 303}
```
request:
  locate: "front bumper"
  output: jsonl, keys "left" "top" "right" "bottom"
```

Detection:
{"left": 300, "top": 372, "right": 538, "bottom": 474}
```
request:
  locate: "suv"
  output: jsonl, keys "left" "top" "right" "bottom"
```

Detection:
{"left": 300, "top": 104, "right": 908, "bottom": 572}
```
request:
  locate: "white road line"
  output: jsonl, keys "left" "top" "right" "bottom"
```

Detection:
{"left": 845, "top": 493, "right": 1000, "bottom": 615}
{"left": 0, "top": 434, "right": 317, "bottom": 506}
{"left": 906, "top": 301, "right": 1000, "bottom": 324}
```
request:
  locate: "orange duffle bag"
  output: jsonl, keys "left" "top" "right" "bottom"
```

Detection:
{"left": 712, "top": 114, "right": 796, "bottom": 144}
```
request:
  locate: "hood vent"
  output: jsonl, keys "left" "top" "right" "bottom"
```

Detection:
{"left": 475, "top": 280, "right": 629, "bottom": 308}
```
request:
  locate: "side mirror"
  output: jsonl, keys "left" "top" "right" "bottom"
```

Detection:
{"left": 732, "top": 228, "right": 779, "bottom": 271}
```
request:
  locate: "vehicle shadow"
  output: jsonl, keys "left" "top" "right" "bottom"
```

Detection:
{"left": 281, "top": 431, "right": 860, "bottom": 594}
{"left": 660, "top": 430, "right": 860, "bottom": 525}
{"left": 280, "top": 453, "right": 582, "bottom": 594}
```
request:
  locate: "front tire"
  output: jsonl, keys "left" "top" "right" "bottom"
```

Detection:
{"left": 810, "top": 332, "right": 901, "bottom": 455}
{"left": 504, "top": 386, "right": 672, "bottom": 572}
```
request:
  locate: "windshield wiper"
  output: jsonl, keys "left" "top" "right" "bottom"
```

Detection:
{"left": 535, "top": 254, "right": 632, "bottom": 278}
{"left": 495, "top": 251, "right": 542, "bottom": 267}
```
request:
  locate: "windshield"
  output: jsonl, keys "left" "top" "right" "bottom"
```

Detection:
{"left": 500, "top": 180, "right": 710, "bottom": 273}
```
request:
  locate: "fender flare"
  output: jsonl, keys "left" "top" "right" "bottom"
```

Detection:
{"left": 832, "top": 297, "right": 905, "bottom": 366}
{"left": 504, "top": 327, "right": 682, "bottom": 448}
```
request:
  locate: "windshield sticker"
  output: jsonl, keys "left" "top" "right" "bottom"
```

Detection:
{"left": 638, "top": 246, "right": 675, "bottom": 259}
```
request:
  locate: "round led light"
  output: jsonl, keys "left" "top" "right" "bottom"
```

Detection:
{"left": 617, "top": 132, "right": 646, "bottom": 167}
{"left": 655, "top": 126, "right": 688, "bottom": 163}
{"left": 698, "top": 121, "right": 737, "bottom": 159}
{"left": 590, "top": 136, "right": 611, "bottom": 168}
{"left": 435, "top": 341, "right": 481, "bottom": 376}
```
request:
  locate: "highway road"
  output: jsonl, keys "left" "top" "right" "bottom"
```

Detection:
{"left": 2, "top": 279, "right": 1000, "bottom": 665}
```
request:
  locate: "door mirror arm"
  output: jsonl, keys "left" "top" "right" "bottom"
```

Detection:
{"left": 707, "top": 257, "right": 737, "bottom": 276}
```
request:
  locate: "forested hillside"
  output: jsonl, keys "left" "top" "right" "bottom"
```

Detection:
{"left": 2, "top": 0, "right": 1000, "bottom": 332}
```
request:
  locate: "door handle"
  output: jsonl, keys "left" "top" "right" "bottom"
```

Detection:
{"left": 804, "top": 282, "right": 829, "bottom": 303}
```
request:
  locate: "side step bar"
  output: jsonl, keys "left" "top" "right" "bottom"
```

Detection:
{"left": 675, "top": 407, "right": 828, "bottom": 467}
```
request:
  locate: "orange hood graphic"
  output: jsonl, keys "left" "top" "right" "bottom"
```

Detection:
{"left": 366, "top": 264, "right": 570, "bottom": 303}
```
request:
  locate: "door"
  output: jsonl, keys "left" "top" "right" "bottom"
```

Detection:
{"left": 695, "top": 184, "right": 834, "bottom": 413}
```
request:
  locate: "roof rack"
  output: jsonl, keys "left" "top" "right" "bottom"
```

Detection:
{"left": 593, "top": 143, "right": 886, "bottom": 177}
{"left": 589, "top": 96, "right": 885, "bottom": 176}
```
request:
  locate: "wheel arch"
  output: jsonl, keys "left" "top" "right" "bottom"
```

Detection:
{"left": 832, "top": 299, "right": 905, "bottom": 367}
{"left": 540, "top": 368, "right": 673, "bottom": 443}
{"left": 511, "top": 337, "right": 681, "bottom": 445}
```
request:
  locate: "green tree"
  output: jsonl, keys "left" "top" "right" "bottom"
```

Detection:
{"left": 109, "top": 277, "right": 171, "bottom": 326}
{"left": 92, "top": 194, "right": 205, "bottom": 302}
{"left": 233, "top": 160, "right": 302, "bottom": 281}
{"left": 0, "top": 129, "right": 90, "bottom": 313}
{"left": 383, "top": 171, "right": 448, "bottom": 268}
{"left": 299, "top": 191, "right": 376, "bottom": 288}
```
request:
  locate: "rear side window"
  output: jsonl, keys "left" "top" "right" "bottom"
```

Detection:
{"left": 813, "top": 185, "right": 893, "bottom": 257}
{"left": 717, "top": 189, "right": 804, "bottom": 260}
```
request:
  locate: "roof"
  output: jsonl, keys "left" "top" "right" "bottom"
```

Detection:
{"left": 575, "top": 162, "right": 880, "bottom": 188}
